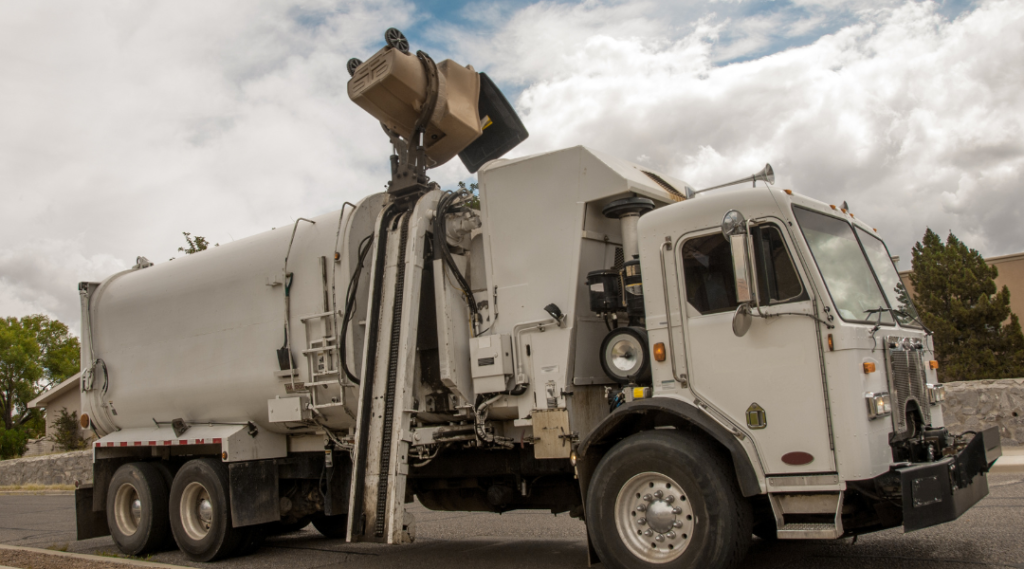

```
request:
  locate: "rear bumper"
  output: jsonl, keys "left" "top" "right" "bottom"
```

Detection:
{"left": 899, "top": 426, "right": 1002, "bottom": 532}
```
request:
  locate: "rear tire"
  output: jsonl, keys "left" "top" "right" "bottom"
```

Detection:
{"left": 106, "top": 462, "right": 172, "bottom": 556}
{"left": 312, "top": 514, "right": 349, "bottom": 539}
{"left": 586, "top": 430, "right": 752, "bottom": 569}
{"left": 169, "top": 458, "right": 244, "bottom": 561}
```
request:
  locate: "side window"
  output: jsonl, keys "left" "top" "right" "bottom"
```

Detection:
{"left": 682, "top": 224, "right": 805, "bottom": 315}
{"left": 752, "top": 225, "right": 805, "bottom": 304}
{"left": 681, "top": 234, "right": 737, "bottom": 314}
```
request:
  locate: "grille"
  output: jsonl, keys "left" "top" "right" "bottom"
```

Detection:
{"left": 885, "top": 336, "right": 931, "bottom": 440}
{"left": 613, "top": 247, "right": 624, "bottom": 271}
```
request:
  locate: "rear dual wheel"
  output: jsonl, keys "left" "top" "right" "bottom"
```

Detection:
{"left": 169, "top": 458, "right": 256, "bottom": 561}
{"left": 107, "top": 463, "right": 172, "bottom": 556}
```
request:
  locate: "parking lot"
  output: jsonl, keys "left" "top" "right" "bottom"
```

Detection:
{"left": 1, "top": 472, "right": 1022, "bottom": 569}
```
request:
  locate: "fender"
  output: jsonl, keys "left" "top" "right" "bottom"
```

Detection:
{"left": 576, "top": 397, "right": 762, "bottom": 498}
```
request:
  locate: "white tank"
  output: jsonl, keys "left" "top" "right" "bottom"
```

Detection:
{"left": 81, "top": 194, "right": 385, "bottom": 437}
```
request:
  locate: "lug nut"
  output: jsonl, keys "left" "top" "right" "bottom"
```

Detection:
{"left": 643, "top": 529, "right": 653, "bottom": 537}
{"left": 672, "top": 507, "right": 682, "bottom": 515}
{"left": 636, "top": 504, "right": 647, "bottom": 512}
{"left": 672, "top": 520, "right": 683, "bottom": 528}
{"left": 637, "top": 518, "right": 647, "bottom": 525}
{"left": 667, "top": 531, "right": 676, "bottom": 539}
{"left": 665, "top": 495, "right": 675, "bottom": 504}
{"left": 643, "top": 494, "right": 653, "bottom": 502}
{"left": 653, "top": 490, "right": 664, "bottom": 499}
{"left": 655, "top": 534, "right": 665, "bottom": 542}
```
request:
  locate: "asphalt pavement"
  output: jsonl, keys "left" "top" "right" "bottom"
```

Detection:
{"left": 1, "top": 473, "right": 1022, "bottom": 569}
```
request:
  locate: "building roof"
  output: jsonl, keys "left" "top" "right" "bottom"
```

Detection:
{"left": 27, "top": 372, "right": 81, "bottom": 409}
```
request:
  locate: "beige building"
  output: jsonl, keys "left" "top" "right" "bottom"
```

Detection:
{"left": 899, "top": 251, "right": 1024, "bottom": 322}
{"left": 27, "top": 372, "right": 89, "bottom": 440}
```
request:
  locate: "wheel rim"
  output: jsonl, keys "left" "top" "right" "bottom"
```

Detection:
{"left": 614, "top": 472, "right": 696, "bottom": 563}
{"left": 180, "top": 481, "right": 214, "bottom": 541}
{"left": 113, "top": 483, "right": 142, "bottom": 536}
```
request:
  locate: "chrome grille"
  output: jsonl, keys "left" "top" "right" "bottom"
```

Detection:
{"left": 885, "top": 336, "right": 930, "bottom": 440}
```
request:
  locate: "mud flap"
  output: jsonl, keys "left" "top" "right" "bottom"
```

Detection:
{"left": 229, "top": 459, "right": 280, "bottom": 528}
{"left": 75, "top": 485, "right": 110, "bottom": 540}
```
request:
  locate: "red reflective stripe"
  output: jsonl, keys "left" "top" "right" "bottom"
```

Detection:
{"left": 178, "top": 440, "right": 188, "bottom": 445}
{"left": 148, "top": 441, "right": 157, "bottom": 446}
{"left": 94, "top": 442, "right": 101, "bottom": 448}
{"left": 106, "top": 442, "right": 115, "bottom": 447}
{"left": 119, "top": 442, "right": 128, "bottom": 447}
{"left": 133, "top": 441, "right": 142, "bottom": 446}
{"left": 195, "top": 439, "right": 205, "bottom": 444}
{"left": 163, "top": 441, "right": 172, "bottom": 446}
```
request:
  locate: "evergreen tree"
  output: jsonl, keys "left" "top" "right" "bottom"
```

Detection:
{"left": 909, "top": 229, "right": 1024, "bottom": 382}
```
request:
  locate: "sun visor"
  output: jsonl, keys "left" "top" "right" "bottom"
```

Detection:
{"left": 458, "top": 73, "right": 529, "bottom": 173}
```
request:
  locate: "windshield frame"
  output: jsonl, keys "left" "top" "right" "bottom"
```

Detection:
{"left": 792, "top": 205, "right": 899, "bottom": 326}
{"left": 853, "top": 226, "right": 922, "bottom": 329}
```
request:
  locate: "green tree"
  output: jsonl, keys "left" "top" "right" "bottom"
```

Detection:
{"left": 0, "top": 318, "right": 42, "bottom": 432}
{"left": 457, "top": 181, "right": 480, "bottom": 210}
{"left": 0, "top": 315, "right": 80, "bottom": 450}
{"left": 51, "top": 408, "right": 87, "bottom": 452}
{"left": 178, "top": 232, "right": 217, "bottom": 255}
{"left": 909, "top": 229, "right": 1024, "bottom": 382}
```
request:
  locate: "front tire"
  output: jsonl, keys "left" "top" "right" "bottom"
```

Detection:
{"left": 169, "top": 458, "right": 245, "bottom": 561}
{"left": 586, "top": 430, "right": 752, "bottom": 569}
{"left": 106, "top": 462, "right": 172, "bottom": 556}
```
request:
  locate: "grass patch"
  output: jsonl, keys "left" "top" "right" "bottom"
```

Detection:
{"left": 0, "top": 484, "right": 76, "bottom": 492}
{"left": 47, "top": 543, "right": 70, "bottom": 552}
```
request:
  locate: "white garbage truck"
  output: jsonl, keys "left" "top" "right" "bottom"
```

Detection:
{"left": 74, "top": 29, "right": 1001, "bottom": 568}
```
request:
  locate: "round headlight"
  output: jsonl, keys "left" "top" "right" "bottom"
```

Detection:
{"left": 721, "top": 210, "right": 746, "bottom": 237}
{"left": 600, "top": 327, "right": 651, "bottom": 385}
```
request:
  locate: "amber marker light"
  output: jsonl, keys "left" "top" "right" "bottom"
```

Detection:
{"left": 653, "top": 342, "right": 666, "bottom": 362}
{"left": 830, "top": 205, "right": 837, "bottom": 210}
{"left": 863, "top": 362, "right": 876, "bottom": 374}
{"left": 929, "top": 360, "right": 939, "bottom": 370}
{"left": 784, "top": 189, "right": 793, "bottom": 195}
{"left": 80, "top": 413, "right": 90, "bottom": 429}
{"left": 827, "top": 334, "right": 834, "bottom": 351}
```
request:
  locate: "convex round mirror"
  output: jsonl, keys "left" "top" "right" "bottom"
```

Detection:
{"left": 721, "top": 210, "right": 746, "bottom": 238}
{"left": 732, "top": 303, "right": 753, "bottom": 337}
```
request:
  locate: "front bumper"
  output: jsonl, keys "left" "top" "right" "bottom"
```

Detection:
{"left": 899, "top": 426, "right": 1002, "bottom": 532}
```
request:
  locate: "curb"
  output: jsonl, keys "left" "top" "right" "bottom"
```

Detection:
{"left": 0, "top": 544, "right": 189, "bottom": 568}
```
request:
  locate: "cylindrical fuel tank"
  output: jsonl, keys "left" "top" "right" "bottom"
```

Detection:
{"left": 82, "top": 193, "right": 385, "bottom": 437}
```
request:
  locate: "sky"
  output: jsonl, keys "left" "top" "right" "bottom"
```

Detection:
{"left": 1, "top": 0, "right": 1022, "bottom": 333}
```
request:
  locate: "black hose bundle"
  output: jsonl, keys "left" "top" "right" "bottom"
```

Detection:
{"left": 339, "top": 234, "right": 374, "bottom": 384}
{"left": 432, "top": 189, "right": 481, "bottom": 335}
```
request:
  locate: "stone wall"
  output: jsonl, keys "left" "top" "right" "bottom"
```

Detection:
{"left": 0, "top": 450, "right": 91, "bottom": 487}
{"left": 941, "top": 378, "right": 1024, "bottom": 446}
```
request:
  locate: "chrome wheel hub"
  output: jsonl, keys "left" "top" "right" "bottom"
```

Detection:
{"left": 113, "top": 483, "right": 142, "bottom": 536}
{"left": 181, "top": 482, "right": 214, "bottom": 541}
{"left": 614, "top": 472, "right": 695, "bottom": 563}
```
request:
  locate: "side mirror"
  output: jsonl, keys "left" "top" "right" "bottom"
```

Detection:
{"left": 722, "top": 210, "right": 753, "bottom": 305}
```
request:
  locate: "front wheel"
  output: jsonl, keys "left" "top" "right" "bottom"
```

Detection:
{"left": 586, "top": 430, "right": 752, "bottom": 569}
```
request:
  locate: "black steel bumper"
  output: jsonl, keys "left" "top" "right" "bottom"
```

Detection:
{"left": 899, "top": 426, "right": 1002, "bottom": 532}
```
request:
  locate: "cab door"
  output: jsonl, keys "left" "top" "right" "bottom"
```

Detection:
{"left": 679, "top": 220, "right": 834, "bottom": 474}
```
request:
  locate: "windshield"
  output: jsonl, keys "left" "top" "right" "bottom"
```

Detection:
{"left": 855, "top": 227, "right": 921, "bottom": 327}
{"left": 793, "top": 207, "right": 894, "bottom": 325}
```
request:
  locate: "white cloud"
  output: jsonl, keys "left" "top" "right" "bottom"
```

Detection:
{"left": 2, "top": 0, "right": 1021, "bottom": 332}
{"left": 505, "top": 0, "right": 1024, "bottom": 264}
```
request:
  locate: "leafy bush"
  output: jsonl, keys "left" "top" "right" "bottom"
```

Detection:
{"left": 52, "top": 408, "right": 87, "bottom": 452}
{"left": 0, "top": 426, "right": 29, "bottom": 459}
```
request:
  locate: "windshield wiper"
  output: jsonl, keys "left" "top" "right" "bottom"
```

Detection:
{"left": 892, "top": 308, "right": 933, "bottom": 335}
{"left": 864, "top": 307, "right": 891, "bottom": 351}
